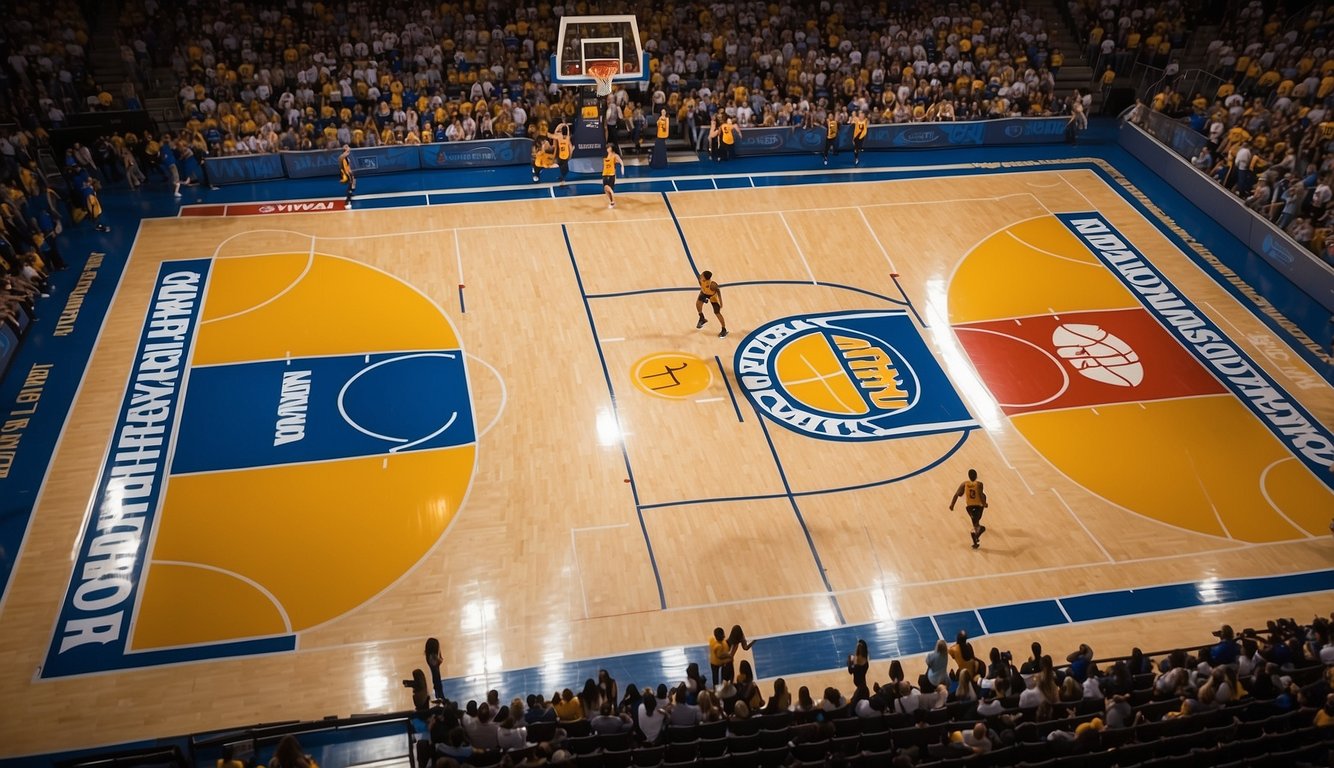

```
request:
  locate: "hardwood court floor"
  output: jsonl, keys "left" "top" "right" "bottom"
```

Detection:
{"left": 0, "top": 168, "right": 1331, "bottom": 756}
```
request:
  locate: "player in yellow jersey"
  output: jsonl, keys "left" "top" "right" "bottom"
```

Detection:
{"left": 851, "top": 109, "right": 869, "bottom": 166}
{"left": 548, "top": 122, "right": 573, "bottom": 184}
{"left": 338, "top": 145, "right": 355, "bottom": 207}
{"left": 720, "top": 116, "right": 739, "bottom": 161}
{"left": 949, "top": 468, "right": 989, "bottom": 548}
{"left": 601, "top": 143, "right": 624, "bottom": 209}
{"left": 823, "top": 109, "right": 840, "bottom": 165}
{"left": 531, "top": 135, "right": 556, "bottom": 183}
{"left": 694, "top": 270, "right": 728, "bottom": 338}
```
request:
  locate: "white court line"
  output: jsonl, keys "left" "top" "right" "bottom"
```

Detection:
{"left": 1051, "top": 487, "right": 1115, "bottom": 563}
{"left": 929, "top": 614, "right": 945, "bottom": 641}
{"left": 1059, "top": 171, "right": 1099, "bottom": 211}
{"left": 974, "top": 609, "right": 990, "bottom": 635}
{"left": 675, "top": 191, "right": 1039, "bottom": 220}
{"left": 952, "top": 326, "right": 1071, "bottom": 409}
{"left": 150, "top": 561, "right": 293, "bottom": 632}
{"left": 1006, "top": 230, "right": 1102, "bottom": 267}
{"left": 201, "top": 239, "right": 315, "bottom": 324}
{"left": 695, "top": 397, "right": 724, "bottom": 403}
{"left": 466, "top": 352, "right": 508, "bottom": 440}
{"left": 336, "top": 353, "right": 460, "bottom": 451}
{"left": 573, "top": 523, "right": 631, "bottom": 533}
{"left": 1055, "top": 599, "right": 1074, "bottom": 623}
{"left": 454, "top": 229, "right": 464, "bottom": 284}
{"left": 671, "top": 180, "right": 679, "bottom": 192}
{"left": 571, "top": 528, "right": 590, "bottom": 620}
{"left": 1184, "top": 450, "right": 1232, "bottom": 539}
{"left": 1259, "top": 457, "right": 1317, "bottom": 539}
{"left": 748, "top": 176, "right": 756, "bottom": 187}
{"left": 711, "top": 178, "right": 718, "bottom": 190}
{"left": 779, "top": 211, "right": 819, "bottom": 284}
{"left": 858, "top": 207, "right": 899, "bottom": 275}
{"left": 601, "top": 337, "right": 626, "bottom": 343}
{"left": 1014, "top": 470, "right": 1035, "bottom": 496}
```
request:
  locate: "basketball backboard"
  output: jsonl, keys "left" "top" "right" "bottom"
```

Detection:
{"left": 550, "top": 14, "right": 650, "bottom": 87}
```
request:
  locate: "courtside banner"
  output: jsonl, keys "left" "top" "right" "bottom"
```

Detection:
{"left": 41, "top": 260, "right": 292, "bottom": 677}
{"left": 1059, "top": 212, "right": 1334, "bottom": 488}
{"left": 206, "top": 152, "right": 286, "bottom": 185}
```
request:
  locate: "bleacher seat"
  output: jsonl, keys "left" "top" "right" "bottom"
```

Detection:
{"left": 598, "top": 731, "right": 633, "bottom": 751}
{"left": 755, "top": 712, "right": 792, "bottom": 731}
{"left": 833, "top": 717, "right": 861, "bottom": 737}
{"left": 727, "top": 733, "right": 759, "bottom": 754}
{"left": 756, "top": 745, "right": 789, "bottom": 767}
{"left": 563, "top": 719, "right": 593, "bottom": 738}
{"left": 853, "top": 748, "right": 895, "bottom": 768}
{"left": 631, "top": 745, "right": 665, "bottom": 766}
{"left": 566, "top": 735, "right": 600, "bottom": 755}
{"left": 575, "top": 753, "right": 606, "bottom": 768}
{"left": 527, "top": 720, "right": 558, "bottom": 742}
{"left": 698, "top": 736, "right": 727, "bottom": 758}
{"left": 830, "top": 733, "right": 860, "bottom": 757}
{"left": 790, "top": 738, "right": 832, "bottom": 763}
{"left": 859, "top": 730, "right": 891, "bottom": 752}
{"left": 664, "top": 724, "right": 696, "bottom": 743}
{"left": 663, "top": 739, "right": 697, "bottom": 762}
{"left": 729, "top": 750, "right": 761, "bottom": 768}
{"left": 697, "top": 720, "right": 728, "bottom": 739}
{"left": 601, "top": 748, "right": 632, "bottom": 768}
{"left": 728, "top": 718, "right": 761, "bottom": 737}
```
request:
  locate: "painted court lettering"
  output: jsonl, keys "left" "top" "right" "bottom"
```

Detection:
{"left": 50, "top": 262, "right": 208, "bottom": 666}
{"left": 273, "top": 370, "right": 312, "bottom": 446}
{"left": 1062, "top": 214, "right": 1334, "bottom": 483}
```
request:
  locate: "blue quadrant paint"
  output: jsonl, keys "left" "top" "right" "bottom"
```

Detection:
{"left": 437, "top": 569, "right": 1334, "bottom": 703}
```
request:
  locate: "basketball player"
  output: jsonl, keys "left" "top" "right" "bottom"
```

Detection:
{"left": 949, "top": 469, "right": 988, "bottom": 549}
{"left": 339, "top": 145, "right": 356, "bottom": 206}
{"left": 851, "top": 109, "right": 869, "bottom": 166}
{"left": 549, "top": 122, "right": 573, "bottom": 183}
{"left": 694, "top": 270, "right": 728, "bottom": 338}
{"left": 720, "top": 117, "right": 739, "bottom": 161}
{"left": 823, "top": 108, "right": 839, "bottom": 165}
{"left": 531, "top": 135, "right": 556, "bottom": 183}
{"left": 602, "top": 143, "right": 625, "bottom": 209}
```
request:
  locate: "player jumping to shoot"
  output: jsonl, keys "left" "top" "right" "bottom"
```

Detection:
{"left": 695, "top": 270, "right": 728, "bottom": 338}
{"left": 949, "top": 468, "right": 988, "bottom": 549}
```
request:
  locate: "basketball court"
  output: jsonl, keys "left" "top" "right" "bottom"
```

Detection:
{"left": 0, "top": 155, "right": 1330, "bottom": 756}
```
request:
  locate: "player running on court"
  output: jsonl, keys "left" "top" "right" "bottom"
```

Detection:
{"left": 949, "top": 469, "right": 989, "bottom": 548}
{"left": 695, "top": 270, "right": 728, "bottom": 338}
{"left": 851, "top": 109, "right": 869, "bottom": 165}
{"left": 602, "top": 143, "right": 625, "bottom": 208}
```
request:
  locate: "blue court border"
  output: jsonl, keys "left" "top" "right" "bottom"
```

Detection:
{"left": 435, "top": 568, "right": 1334, "bottom": 703}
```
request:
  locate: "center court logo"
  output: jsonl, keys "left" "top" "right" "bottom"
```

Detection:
{"left": 734, "top": 310, "right": 975, "bottom": 441}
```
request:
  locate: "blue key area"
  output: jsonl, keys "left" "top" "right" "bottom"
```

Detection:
{"left": 438, "top": 569, "right": 1334, "bottom": 703}
{"left": 171, "top": 351, "right": 474, "bottom": 474}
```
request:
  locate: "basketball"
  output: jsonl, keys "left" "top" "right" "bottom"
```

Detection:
{"left": 1050, "top": 323, "right": 1143, "bottom": 387}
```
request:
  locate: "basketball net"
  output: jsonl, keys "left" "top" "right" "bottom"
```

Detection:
{"left": 587, "top": 59, "right": 619, "bottom": 97}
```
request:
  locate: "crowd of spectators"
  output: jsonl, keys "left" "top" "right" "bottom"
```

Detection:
{"left": 62, "top": 0, "right": 1090, "bottom": 164}
{"left": 406, "top": 615, "right": 1334, "bottom": 767}
{"left": 0, "top": 137, "right": 68, "bottom": 349}
{"left": 0, "top": 0, "right": 142, "bottom": 134}
{"left": 1131, "top": 1, "right": 1334, "bottom": 265}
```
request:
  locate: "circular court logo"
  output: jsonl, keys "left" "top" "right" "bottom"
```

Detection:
{"left": 631, "top": 352, "right": 712, "bottom": 399}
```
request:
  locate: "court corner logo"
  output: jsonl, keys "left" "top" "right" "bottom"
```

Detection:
{"left": 734, "top": 310, "right": 974, "bottom": 441}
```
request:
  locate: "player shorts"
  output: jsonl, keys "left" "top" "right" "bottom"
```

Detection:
{"left": 602, "top": 175, "right": 616, "bottom": 189}
{"left": 965, "top": 505, "right": 984, "bottom": 526}
{"left": 854, "top": 136, "right": 866, "bottom": 151}
{"left": 698, "top": 293, "right": 722, "bottom": 312}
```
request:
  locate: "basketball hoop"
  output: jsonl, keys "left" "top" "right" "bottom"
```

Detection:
{"left": 586, "top": 59, "right": 620, "bottom": 97}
